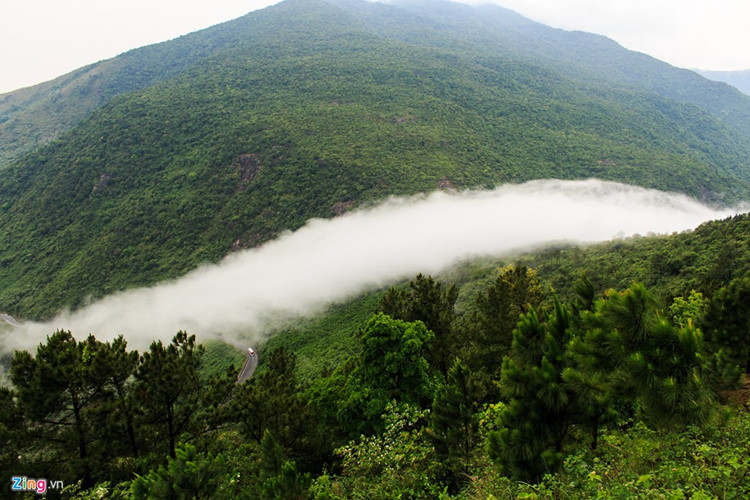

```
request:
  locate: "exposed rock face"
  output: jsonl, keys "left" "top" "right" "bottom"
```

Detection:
{"left": 229, "top": 238, "right": 243, "bottom": 253}
{"left": 235, "top": 153, "right": 261, "bottom": 188}
{"left": 331, "top": 200, "right": 355, "bottom": 216}
{"left": 437, "top": 177, "right": 455, "bottom": 191}
{"left": 393, "top": 116, "right": 414, "bottom": 125}
{"left": 92, "top": 173, "right": 113, "bottom": 194}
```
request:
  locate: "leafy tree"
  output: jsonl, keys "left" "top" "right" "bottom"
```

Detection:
{"left": 669, "top": 290, "right": 704, "bottom": 328}
{"left": 303, "top": 357, "right": 357, "bottom": 459}
{"left": 700, "top": 275, "right": 750, "bottom": 375}
{"left": 326, "top": 403, "right": 439, "bottom": 499}
{"left": 135, "top": 331, "right": 203, "bottom": 459}
{"left": 340, "top": 313, "right": 437, "bottom": 436}
{"left": 380, "top": 274, "right": 459, "bottom": 376}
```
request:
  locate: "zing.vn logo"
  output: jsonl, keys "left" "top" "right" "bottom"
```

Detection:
{"left": 11, "top": 476, "right": 63, "bottom": 495}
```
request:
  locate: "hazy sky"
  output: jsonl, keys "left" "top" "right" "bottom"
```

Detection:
{"left": 1, "top": 0, "right": 749, "bottom": 94}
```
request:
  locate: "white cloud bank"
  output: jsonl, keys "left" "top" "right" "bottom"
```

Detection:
{"left": 2, "top": 179, "right": 740, "bottom": 353}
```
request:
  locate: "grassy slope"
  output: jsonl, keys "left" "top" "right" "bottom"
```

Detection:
{"left": 258, "top": 291, "right": 385, "bottom": 382}
{"left": 198, "top": 340, "right": 246, "bottom": 380}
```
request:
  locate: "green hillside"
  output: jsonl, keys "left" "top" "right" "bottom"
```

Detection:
{"left": 4, "top": 213, "right": 750, "bottom": 498}
{"left": 2, "top": 0, "right": 750, "bottom": 318}
{"left": 339, "top": 0, "right": 750, "bottom": 138}
{"left": 0, "top": 5, "right": 278, "bottom": 168}
{"left": 4, "top": 0, "right": 750, "bottom": 170}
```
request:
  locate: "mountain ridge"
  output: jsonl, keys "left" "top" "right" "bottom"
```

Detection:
{"left": 695, "top": 68, "right": 750, "bottom": 96}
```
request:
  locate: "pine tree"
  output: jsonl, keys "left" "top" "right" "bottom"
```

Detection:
{"left": 11, "top": 330, "right": 99, "bottom": 486}
{"left": 132, "top": 442, "right": 239, "bottom": 500}
{"left": 135, "top": 331, "right": 203, "bottom": 459}
{"left": 487, "top": 299, "right": 574, "bottom": 481}
{"left": 0, "top": 387, "right": 22, "bottom": 482}
{"left": 461, "top": 265, "right": 545, "bottom": 403}
{"left": 427, "top": 358, "right": 478, "bottom": 489}
{"left": 578, "top": 284, "right": 717, "bottom": 429}
{"left": 85, "top": 335, "right": 140, "bottom": 458}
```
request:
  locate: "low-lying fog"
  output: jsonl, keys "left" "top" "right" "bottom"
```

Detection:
{"left": 1, "top": 179, "right": 741, "bottom": 353}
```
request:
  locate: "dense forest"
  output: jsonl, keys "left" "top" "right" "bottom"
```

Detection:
{"left": 3, "top": 0, "right": 750, "bottom": 319}
{"left": 2, "top": 214, "right": 749, "bottom": 498}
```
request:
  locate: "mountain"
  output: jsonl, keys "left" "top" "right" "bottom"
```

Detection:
{"left": 2, "top": 0, "right": 750, "bottom": 318}
{"left": 695, "top": 69, "right": 750, "bottom": 96}
{"left": 4, "top": 0, "right": 750, "bottom": 169}
{"left": 0, "top": 10, "right": 271, "bottom": 168}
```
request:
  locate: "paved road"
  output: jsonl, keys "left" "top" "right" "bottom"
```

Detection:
{"left": 237, "top": 349, "right": 258, "bottom": 384}
{"left": 0, "top": 313, "right": 21, "bottom": 327}
{"left": 204, "top": 335, "right": 258, "bottom": 383}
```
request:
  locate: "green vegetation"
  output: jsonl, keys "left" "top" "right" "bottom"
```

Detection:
{"left": 264, "top": 214, "right": 750, "bottom": 383}
{"left": 258, "top": 291, "right": 383, "bottom": 382}
{"left": 3, "top": 0, "right": 750, "bottom": 496}
{"left": 10, "top": 160, "right": 748, "bottom": 497}
{"left": 3, "top": 0, "right": 750, "bottom": 319}
{"left": 198, "top": 340, "right": 245, "bottom": 381}
{"left": 4, "top": 211, "right": 750, "bottom": 497}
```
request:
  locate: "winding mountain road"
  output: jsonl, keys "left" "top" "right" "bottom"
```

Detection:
{"left": 0, "top": 313, "right": 21, "bottom": 327}
{"left": 204, "top": 335, "right": 258, "bottom": 383}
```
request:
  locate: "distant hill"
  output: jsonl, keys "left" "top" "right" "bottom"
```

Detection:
{"left": 695, "top": 69, "right": 750, "bottom": 96}
{"left": 1, "top": 0, "right": 750, "bottom": 318}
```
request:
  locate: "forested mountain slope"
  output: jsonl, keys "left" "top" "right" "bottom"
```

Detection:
{"left": 4, "top": 0, "right": 750, "bottom": 169}
{"left": 2, "top": 0, "right": 750, "bottom": 318}
{"left": 337, "top": 0, "right": 750, "bottom": 138}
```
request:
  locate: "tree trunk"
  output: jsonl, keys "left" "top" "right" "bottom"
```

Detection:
{"left": 114, "top": 378, "right": 139, "bottom": 457}
{"left": 71, "top": 390, "right": 93, "bottom": 487}
{"left": 167, "top": 402, "right": 176, "bottom": 459}
{"left": 590, "top": 420, "right": 599, "bottom": 450}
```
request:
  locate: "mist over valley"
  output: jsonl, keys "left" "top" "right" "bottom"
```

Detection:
{"left": 2, "top": 179, "right": 737, "bottom": 354}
